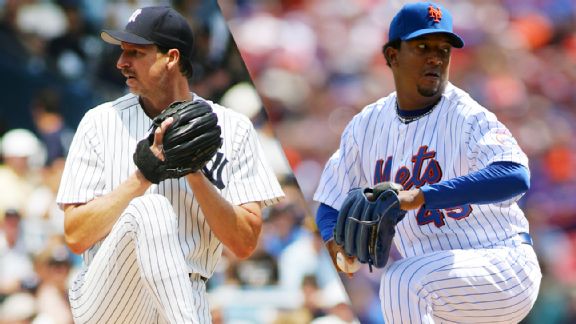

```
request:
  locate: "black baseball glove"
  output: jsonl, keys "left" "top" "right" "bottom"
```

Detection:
{"left": 334, "top": 182, "right": 407, "bottom": 271}
{"left": 133, "top": 100, "right": 223, "bottom": 184}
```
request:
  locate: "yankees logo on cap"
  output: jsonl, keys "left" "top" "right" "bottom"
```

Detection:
{"left": 101, "top": 6, "right": 195, "bottom": 60}
{"left": 128, "top": 9, "right": 142, "bottom": 23}
{"left": 387, "top": 2, "right": 464, "bottom": 48}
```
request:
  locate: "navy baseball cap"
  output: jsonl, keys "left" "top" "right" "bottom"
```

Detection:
{"left": 101, "top": 6, "right": 194, "bottom": 59}
{"left": 388, "top": 2, "right": 464, "bottom": 48}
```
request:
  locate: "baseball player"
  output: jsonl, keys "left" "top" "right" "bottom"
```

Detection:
{"left": 56, "top": 6, "right": 283, "bottom": 323}
{"left": 314, "top": 2, "right": 541, "bottom": 323}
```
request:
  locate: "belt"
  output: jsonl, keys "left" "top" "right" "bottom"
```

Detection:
{"left": 518, "top": 232, "right": 533, "bottom": 246}
{"left": 189, "top": 273, "right": 208, "bottom": 282}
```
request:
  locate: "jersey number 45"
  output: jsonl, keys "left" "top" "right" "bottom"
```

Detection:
{"left": 416, "top": 205, "right": 473, "bottom": 227}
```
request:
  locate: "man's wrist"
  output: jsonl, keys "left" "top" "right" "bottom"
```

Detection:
{"left": 186, "top": 171, "right": 205, "bottom": 183}
{"left": 134, "top": 169, "right": 151, "bottom": 185}
{"left": 398, "top": 189, "right": 425, "bottom": 210}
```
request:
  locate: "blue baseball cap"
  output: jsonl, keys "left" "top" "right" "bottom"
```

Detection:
{"left": 388, "top": 2, "right": 464, "bottom": 48}
{"left": 101, "top": 6, "right": 194, "bottom": 59}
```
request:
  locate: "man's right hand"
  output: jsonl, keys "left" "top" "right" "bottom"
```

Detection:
{"left": 326, "top": 239, "right": 359, "bottom": 278}
{"left": 149, "top": 117, "right": 174, "bottom": 161}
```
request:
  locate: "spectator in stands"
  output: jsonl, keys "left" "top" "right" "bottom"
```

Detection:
{"left": 0, "top": 209, "right": 35, "bottom": 298}
{"left": 0, "top": 129, "right": 44, "bottom": 220}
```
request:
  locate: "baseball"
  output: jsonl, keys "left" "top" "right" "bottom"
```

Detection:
{"left": 336, "top": 252, "right": 362, "bottom": 273}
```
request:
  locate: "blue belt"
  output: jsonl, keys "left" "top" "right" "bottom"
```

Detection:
{"left": 518, "top": 232, "right": 533, "bottom": 245}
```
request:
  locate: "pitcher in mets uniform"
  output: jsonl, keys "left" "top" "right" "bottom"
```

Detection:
{"left": 56, "top": 6, "right": 283, "bottom": 324}
{"left": 314, "top": 2, "right": 541, "bottom": 323}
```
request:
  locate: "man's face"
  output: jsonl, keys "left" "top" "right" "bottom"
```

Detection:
{"left": 116, "top": 43, "right": 169, "bottom": 98}
{"left": 390, "top": 34, "right": 453, "bottom": 102}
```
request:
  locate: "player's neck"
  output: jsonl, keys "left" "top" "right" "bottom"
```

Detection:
{"left": 395, "top": 99, "right": 439, "bottom": 124}
{"left": 139, "top": 85, "right": 192, "bottom": 118}
{"left": 396, "top": 95, "right": 441, "bottom": 111}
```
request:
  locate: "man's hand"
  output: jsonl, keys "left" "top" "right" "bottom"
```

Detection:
{"left": 397, "top": 188, "right": 425, "bottom": 211}
{"left": 333, "top": 182, "right": 407, "bottom": 270}
{"left": 149, "top": 117, "right": 174, "bottom": 161}
{"left": 326, "top": 239, "right": 359, "bottom": 278}
{"left": 133, "top": 100, "right": 222, "bottom": 184}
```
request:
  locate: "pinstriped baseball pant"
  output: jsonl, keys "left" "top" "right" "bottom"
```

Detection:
{"left": 380, "top": 245, "right": 541, "bottom": 323}
{"left": 68, "top": 194, "right": 210, "bottom": 324}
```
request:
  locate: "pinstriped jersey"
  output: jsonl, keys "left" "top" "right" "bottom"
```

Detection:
{"left": 314, "top": 83, "right": 530, "bottom": 258}
{"left": 57, "top": 92, "right": 284, "bottom": 277}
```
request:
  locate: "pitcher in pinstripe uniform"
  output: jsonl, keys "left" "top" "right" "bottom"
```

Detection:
{"left": 314, "top": 3, "right": 541, "bottom": 323}
{"left": 56, "top": 6, "right": 283, "bottom": 324}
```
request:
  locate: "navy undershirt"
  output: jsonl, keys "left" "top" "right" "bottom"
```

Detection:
{"left": 316, "top": 161, "right": 530, "bottom": 242}
{"left": 396, "top": 101, "right": 437, "bottom": 122}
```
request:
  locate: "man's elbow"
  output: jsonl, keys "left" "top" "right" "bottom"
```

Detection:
{"left": 230, "top": 242, "right": 257, "bottom": 260}
{"left": 63, "top": 227, "right": 88, "bottom": 255}
{"left": 519, "top": 176, "right": 530, "bottom": 193}
{"left": 231, "top": 205, "right": 262, "bottom": 259}
{"left": 63, "top": 217, "right": 87, "bottom": 254}
{"left": 516, "top": 166, "right": 530, "bottom": 193}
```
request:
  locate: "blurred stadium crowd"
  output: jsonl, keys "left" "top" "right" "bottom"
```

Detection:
{"left": 225, "top": 0, "right": 576, "bottom": 323}
{"left": 0, "top": 0, "right": 355, "bottom": 323}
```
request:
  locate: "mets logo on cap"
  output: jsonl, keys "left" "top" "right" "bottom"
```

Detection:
{"left": 428, "top": 5, "right": 442, "bottom": 23}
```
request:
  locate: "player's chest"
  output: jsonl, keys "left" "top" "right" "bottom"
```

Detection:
{"left": 99, "top": 124, "right": 233, "bottom": 191}
{"left": 363, "top": 122, "right": 453, "bottom": 188}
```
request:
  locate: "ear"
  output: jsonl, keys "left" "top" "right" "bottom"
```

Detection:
{"left": 383, "top": 45, "right": 399, "bottom": 67}
{"left": 165, "top": 48, "right": 181, "bottom": 70}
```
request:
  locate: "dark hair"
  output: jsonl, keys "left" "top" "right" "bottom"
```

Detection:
{"left": 382, "top": 39, "right": 402, "bottom": 67}
{"left": 157, "top": 45, "right": 194, "bottom": 79}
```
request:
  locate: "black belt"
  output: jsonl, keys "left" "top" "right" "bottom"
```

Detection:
{"left": 518, "top": 232, "right": 533, "bottom": 246}
{"left": 189, "top": 273, "right": 208, "bottom": 282}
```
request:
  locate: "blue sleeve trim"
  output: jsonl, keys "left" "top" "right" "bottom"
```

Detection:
{"left": 421, "top": 162, "right": 530, "bottom": 209}
{"left": 316, "top": 203, "right": 339, "bottom": 242}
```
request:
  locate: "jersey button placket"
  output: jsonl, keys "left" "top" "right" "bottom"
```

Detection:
{"left": 398, "top": 123, "right": 409, "bottom": 160}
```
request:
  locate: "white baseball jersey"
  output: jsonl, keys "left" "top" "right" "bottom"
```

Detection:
{"left": 57, "top": 93, "right": 284, "bottom": 323}
{"left": 315, "top": 82, "right": 541, "bottom": 323}
{"left": 315, "top": 82, "right": 530, "bottom": 256}
{"left": 57, "top": 92, "right": 284, "bottom": 277}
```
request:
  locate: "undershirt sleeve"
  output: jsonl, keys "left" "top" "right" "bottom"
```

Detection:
{"left": 316, "top": 203, "right": 339, "bottom": 242}
{"left": 420, "top": 161, "right": 530, "bottom": 209}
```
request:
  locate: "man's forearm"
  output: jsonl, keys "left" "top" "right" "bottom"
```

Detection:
{"left": 63, "top": 171, "right": 151, "bottom": 254}
{"left": 186, "top": 172, "right": 262, "bottom": 259}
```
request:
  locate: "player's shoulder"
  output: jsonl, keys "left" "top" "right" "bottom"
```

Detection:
{"left": 349, "top": 93, "right": 396, "bottom": 126}
{"left": 443, "top": 83, "right": 497, "bottom": 120}
{"left": 363, "top": 93, "right": 395, "bottom": 114}
{"left": 84, "top": 93, "right": 139, "bottom": 119}
{"left": 194, "top": 94, "right": 254, "bottom": 128}
{"left": 73, "top": 93, "right": 139, "bottom": 132}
